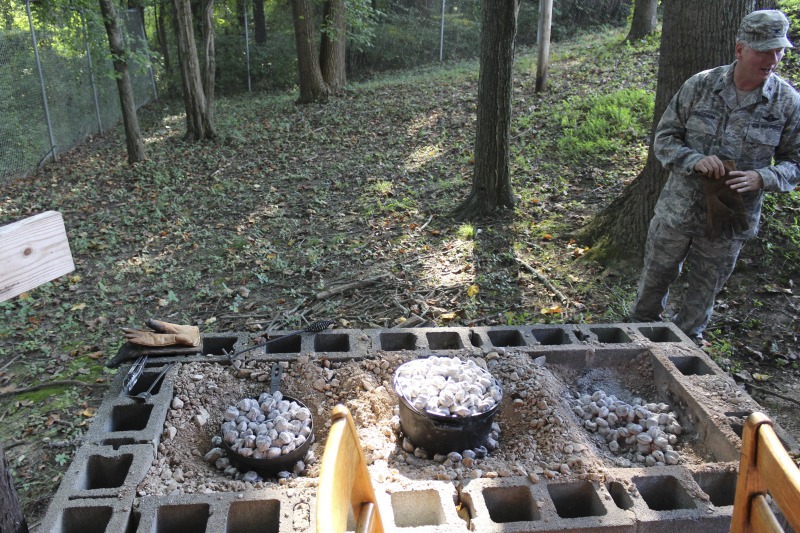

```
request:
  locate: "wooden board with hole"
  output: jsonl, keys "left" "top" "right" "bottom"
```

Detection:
{"left": 0, "top": 211, "right": 74, "bottom": 303}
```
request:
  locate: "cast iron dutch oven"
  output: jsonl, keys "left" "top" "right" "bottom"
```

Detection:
{"left": 220, "top": 365, "right": 313, "bottom": 476}
{"left": 393, "top": 358, "right": 503, "bottom": 455}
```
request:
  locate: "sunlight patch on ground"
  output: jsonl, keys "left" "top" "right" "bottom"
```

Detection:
{"left": 405, "top": 144, "right": 442, "bottom": 171}
{"left": 415, "top": 237, "right": 475, "bottom": 291}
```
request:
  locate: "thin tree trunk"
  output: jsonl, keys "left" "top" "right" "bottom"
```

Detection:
{"left": 626, "top": 0, "right": 658, "bottom": 42}
{"left": 254, "top": 0, "right": 266, "bottom": 45}
{"left": 173, "top": 0, "right": 215, "bottom": 140}
{"left": 580, "top": 0, "right": 752, "bottom": 263}
{"left": 201, "top": 0, "right": 216, "bottom": 132}
{"left": 0, "top": 444, "right": 28, "bottom": 533}
{"left": 452, "top": 0, "right": 520, "bottom": 219}
{"left": 98, "top": 0, "right": 147, "bottom": 163}
{"left": 320, "top": 0, "right": 346, "bottom": 90}
{"left": 292, "top": 0, "right": 329, "bottom": 104}
{"left": 156, "top": 1, "right": 172, "bottom": 88}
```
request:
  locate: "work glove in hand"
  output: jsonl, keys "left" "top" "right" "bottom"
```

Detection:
{"left": 698, "top": 160, "right": 750, "bottom": 239}
{"left": 122, "top": 319, "right": 200, "bottom": 347}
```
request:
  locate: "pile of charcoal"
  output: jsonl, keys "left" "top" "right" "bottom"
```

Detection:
{"left": 571, "top": 389, "right": 683, "bottom": 467}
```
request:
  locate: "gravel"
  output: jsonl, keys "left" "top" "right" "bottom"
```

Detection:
{"left": 136, "top": 347, "right": 745, "bottom": 497}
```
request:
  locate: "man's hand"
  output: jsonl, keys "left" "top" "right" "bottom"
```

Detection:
{"left": 693, "top": 155, "right": 727, "bottom": 179}
{"left": 725, "top": 170, "right": 763, "bottom": 192}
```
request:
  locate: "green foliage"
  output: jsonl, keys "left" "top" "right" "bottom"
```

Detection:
{"left": 556, "top": 88, "right": 654, "bottom": 161}
{"left": 760, "top": 190, "right": 800, "bottom": 265}
{"left": 456, "top": 224, "right": 476, "bottom": 240}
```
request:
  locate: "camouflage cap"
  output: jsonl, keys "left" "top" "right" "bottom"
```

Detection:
{"left": 737, "top": 10, "right": 794, "bottom": 51}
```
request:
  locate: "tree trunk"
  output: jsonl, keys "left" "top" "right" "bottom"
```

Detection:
{"left": 156, "top": 1, "right": 172, "bottom": 88}
{"left": 625, "top": 0, "right": 658, "bottom": 42}
{"left": 291, "top": 0, "right": 330, "bottom": 104}
{"left": 320, "top": 0, "right": 347, "bottom": 90}
{"left": 253, "top": 0, "right": 267, "bottom": 45}
{"left": 236, "top": 0, "right": 246, "bottom": 28}
{"left": 0, "top": 445, "right": 28, "bottom": 533}
{"left": 3, "top": 4, "right": 14, "bottom": 30}
{"left": 201, "top": 0, "right": 216, "bottom": 131}
{"left": 98, "top": 0, "right": 147, "bottom": 163}
{"left": 580, "top": 0, "right": 753, "bottom": 263}
{"left": 173, "top": 0, "right": 215, "bottom": 140}
{"left": 452, "top": 0, "right": 521, "bottom": 219}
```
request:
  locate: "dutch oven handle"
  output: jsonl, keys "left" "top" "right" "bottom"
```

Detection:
{"left": 269, "top": 364, "right": 282, "bottom": 394}
{"left": 429, "top": 417, "right": 465, "bottom": 431}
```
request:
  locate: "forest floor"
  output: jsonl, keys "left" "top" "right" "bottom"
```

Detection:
{"left": 1, "top": 27, "right": 799, "bottom": 528}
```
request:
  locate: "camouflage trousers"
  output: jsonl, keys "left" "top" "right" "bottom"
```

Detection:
{"left": 630, "top": 217, "right": 745, "bottom": 339}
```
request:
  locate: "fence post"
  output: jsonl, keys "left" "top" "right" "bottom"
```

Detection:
{"left": 244, "top": 4, "right": 252, "bottom": 93}
{"left": 25, "top": 0, "right": 57, "bottom": 163}
{"left": 81, "top": 10, "right": 104, "bottom": 134}
{"left": 439, "top": 0, "right": 446, "bottom": 63}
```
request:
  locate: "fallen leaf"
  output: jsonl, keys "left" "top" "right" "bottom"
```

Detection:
{"left": 71, "top": 302, "right": 87, "bottom": 311}
{"left": 81, "top": 408, "right": 96, "bottom": 418}
{"left": 440, "top": 312, "right": 458, "bottom": 321}
{"left": 467, "top": 284, "right": 480, "bottom": 298}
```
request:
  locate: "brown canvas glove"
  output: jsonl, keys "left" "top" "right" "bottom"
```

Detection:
{"left": 698, "top": 160, "right": 750, "bottom": 239}
{"left": 122, "top": 319, "right": 200, "bottom": 347}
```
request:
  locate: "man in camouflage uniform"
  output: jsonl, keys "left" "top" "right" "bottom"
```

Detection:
{"left": 630, "top": 10, "right": 800, "bottom": 345}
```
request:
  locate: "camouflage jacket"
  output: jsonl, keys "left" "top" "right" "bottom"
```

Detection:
{"left": 653, "top": 61, "right": 800, "bottom": 238}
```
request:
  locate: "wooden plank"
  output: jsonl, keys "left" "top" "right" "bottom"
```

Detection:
{"left": 750, "top": 494, "right": 783, "bottom": 533}
{"left": 757, "top": 424, "right": 800, "bottom": 530}
{"left": 0, "top": 211, "right": 74, "bottom": 302}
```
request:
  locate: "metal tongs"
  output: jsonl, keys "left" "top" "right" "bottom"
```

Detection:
{"left": 122, "top": 355, "right": 147, "bottom": 394}
{"left": 230, "top": 319, "right": 335, "bottom": 358}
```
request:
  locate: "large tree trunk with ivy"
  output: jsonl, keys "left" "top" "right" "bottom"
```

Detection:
{"left": 452, "top": 0, "right": 521, "bottom": 219}
{"left": 292, "top": 0, "right": 330, "bottom": 104}
{"left": 320, "top": 0, "right": 347, "bottom": 90}
{"left": 625, "top": 0, "right": 657, "bottom": 42}
{"left": 580, "top": 0, "right": 753, "bottom": 263}
{"left": 98, "top": 0, "right": 146, "bottom": 163}
{"left": 173, "top": 0, "right": 216, "bottom": 140}
{"left": 254, "top": 0, "right": 267, "bottom": 44}
{"left": 1, "top": 445, "right": 28, "bottom": 533}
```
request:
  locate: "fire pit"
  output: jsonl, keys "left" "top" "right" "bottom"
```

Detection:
{"left": 40, "top": 323, "right": 800, "bottom": 533}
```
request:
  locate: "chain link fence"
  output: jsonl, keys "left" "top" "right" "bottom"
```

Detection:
{"left": 203, "top": 0, "right": 632, "bottom": 93}
{"left": 1, "top": 2, "right": 156, "bottom": 183}
{"left": 2, "top": 0, "right": 630, "bottom": 183}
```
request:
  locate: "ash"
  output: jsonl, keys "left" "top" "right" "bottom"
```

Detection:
{"left": 136, "top": 348, "right": 714, "bottom": 497}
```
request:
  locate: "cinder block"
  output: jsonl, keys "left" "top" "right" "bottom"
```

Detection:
{"left": 54, "top": 443, "right": 153, "bottom": 501}
{"left": 463, "top": 476, "right": 635, "bottom": 532}
{"left": 619, "top": 467, "right": 731, "bottom": 533}
{"left": 525, "top": 324, "right": 581, "bottom": 347}
{"left": 630, "top": 322, "right": 693, "bottom": 345}
{"left": 135, "top": 489, "right": 311, "bottom": 533}
{"left": 39, "top": 495, "right": 135, "bottom": 533}
{"left": 83, "top": 364, "right": 174, "bottom": 446}
{"left": 649, "top": 347, "right": 755, "bottom": 463}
